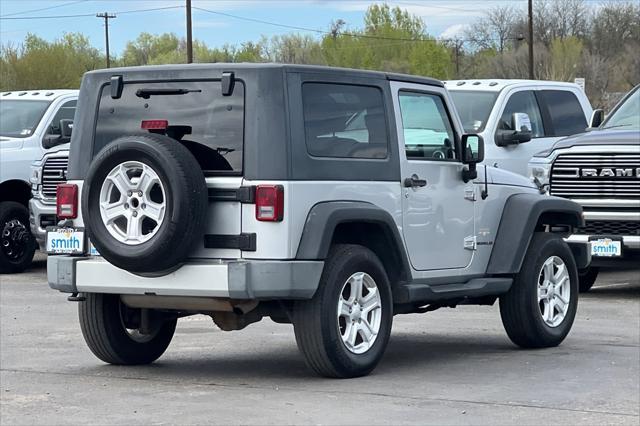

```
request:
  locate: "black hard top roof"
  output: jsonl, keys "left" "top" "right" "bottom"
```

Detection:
{"left": 87, "top": 62, "right": 444, "bottom": 88}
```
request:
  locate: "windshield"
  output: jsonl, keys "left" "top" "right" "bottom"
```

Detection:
{"left": 601, "top": 87, "right": 640, "bottom": 130}
{"left": 0, "top": 100, "right": 51, "bottom": 138}
{"left": 449, "top": 91, "right": 498, "bottom": 133}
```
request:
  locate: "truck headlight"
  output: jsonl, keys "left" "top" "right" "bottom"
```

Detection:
{"left": 29, "top": 167, "right": 41, "bottom": 185}
{"left": 528, "top": 162, "right": 551, "bottom": 193}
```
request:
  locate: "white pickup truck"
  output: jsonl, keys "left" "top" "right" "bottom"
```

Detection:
{"left": 0, "top": 90, "right": 78, "bottom": 273}
{"left": 446, "top": 80, "right": 593, "bottom": 177}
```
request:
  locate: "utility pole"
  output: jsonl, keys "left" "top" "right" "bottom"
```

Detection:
{"left": 528, "top": 0, "right": 534, "bottom": 79}
{"left": 96, "top": 12, "right": 116, "bottom": 68}
{"left": 186, "top": 0, "right": 193, "bottom": 63}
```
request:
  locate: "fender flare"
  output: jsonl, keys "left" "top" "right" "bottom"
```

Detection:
{"left": 487, "top": 193, "right": 585, "bottom": 275}
{"left": 295, "top": 201, "right": 411, "bottom": 279}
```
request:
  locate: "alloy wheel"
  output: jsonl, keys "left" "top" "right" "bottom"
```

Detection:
{"left": 537, "top": 256, "right": 571, "bottom": 327}
{"left": 337, "top": 272, "right": 383, "bottom": 354}
{"left": 99, "top": 161, "right": 166, "bottom": 245}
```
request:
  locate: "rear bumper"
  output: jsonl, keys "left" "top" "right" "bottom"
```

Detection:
{"left": 48, "top": 256, "right": 324, "bottom": 300}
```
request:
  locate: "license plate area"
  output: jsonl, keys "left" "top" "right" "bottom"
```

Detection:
{"left": 589, "top": 237, "right": 622, "bottom": 257}
{"left": 46, "top": 227, "right": 85, "bottom": 255}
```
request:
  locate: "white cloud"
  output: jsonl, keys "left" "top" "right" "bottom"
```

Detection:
{"left": 439, "top": 23, "right": 468, "bottom": 40}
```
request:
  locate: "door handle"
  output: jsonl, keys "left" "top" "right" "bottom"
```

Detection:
{"left": 403, "top": 174, "right": 427, "bottom": 188}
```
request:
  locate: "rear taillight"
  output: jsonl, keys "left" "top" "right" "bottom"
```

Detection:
{"left": 56, "top": 184, "right": 78, "bottom": 219}
{"left": 255, "top": 185, "right": 284, "bottom": 222}
{"left": 141, "top": 119, "right": 168, "bottom": 130}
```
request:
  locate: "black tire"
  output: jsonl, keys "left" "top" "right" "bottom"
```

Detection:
{"left": 78, "top": 293, "right": 176, "bottom": 365}
{"left": 82, "top": 134, "right": 207, "bottom": 274}
{"left": 0, "top": 201, "right": 36, "bottom": 274}
{"left": 293, "top": 244, "right": 393, "bottom": 378}
{"left": 500, "top": 233, "right": 579, "bottom": 348}
{"left": 579, "top": 267, "right": 599, "bottom": 293}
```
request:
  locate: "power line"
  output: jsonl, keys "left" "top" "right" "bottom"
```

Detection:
{"left": 0, "top": 6, "right": 185, "bottom": 20}
{"left": 193, "top": 6, "right": 438, "bottom": 42}
{"left": 192, "top": 6, "right": 518, "bottom": 44}
{"left": 0, "top": 0, "right": 89, "bottom": 18}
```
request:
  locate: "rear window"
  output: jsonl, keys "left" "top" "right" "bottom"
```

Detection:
{"left": 95, "top": 80, "right": 244, "bottom": 174}
{"left": 539, "top": 90, "right": 587, "bottom": 136}
{"left": 302, "top": 83, "right": 388, "bottom": 159}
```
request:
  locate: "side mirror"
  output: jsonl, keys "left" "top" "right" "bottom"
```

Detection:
{"left": 42, "top": 134, "right": 63, "bottom": 149}
{"left": 495, "top": 112, "right": 533, "bottom": 146}
{"left": 461, "top": 134, "right": 484, "bottom": 165}
{"left": 461, "top": 134, "right": 483, "bottom": 182}
{"left": 60, "top": 119, "right": 73, "bottom": 138}
{"left": 589, "top": 109, "right": 604, "bottom": 129}
{"left": 42, "top": 119, "right": 73, "bottom": 149}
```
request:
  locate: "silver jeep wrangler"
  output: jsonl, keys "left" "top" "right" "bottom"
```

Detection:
{"left": 47, "top": 64, "right": 589, "bottom": 378}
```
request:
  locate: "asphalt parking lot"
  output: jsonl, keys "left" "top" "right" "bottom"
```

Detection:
{"left": 1, "top": 253, "right": 638, "bottom": 425}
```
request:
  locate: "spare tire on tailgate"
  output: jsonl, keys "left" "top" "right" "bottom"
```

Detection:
{"left": 82, "top": 134, "right": 207, "bottom": 274}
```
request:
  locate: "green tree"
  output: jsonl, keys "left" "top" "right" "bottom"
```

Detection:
{"left": 546, "top": 36, "right": 583, "bottom": 81}
{"left": 321, "top": 4, "right": 452, "bottom": 78}
{"left": 0, "top": 33, "right": 102, "bottom": 90}
{"left": 121, "top": 33, "right": 181, "bottom": 66}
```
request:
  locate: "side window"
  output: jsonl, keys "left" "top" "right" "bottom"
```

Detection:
{"left": 499, "top": 91, "right": 544, "bottom": 138}
{"left": 398, "top": 91, "right": 456, "bottom": 160}
{"left": 539, "top": 90, "right": 588, "bottom": 136}
{"left": 46, "top": 100, "right": 77, "bottom": 135}
{"left": 301, "top": 83, "right": 388, "bottom": 159}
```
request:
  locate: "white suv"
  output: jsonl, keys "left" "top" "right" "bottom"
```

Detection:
{"left": 446, "top": 80, "right": 593, "bottom": 177}
{"left": 0, "top": 90, "right": 77, "bottom": 273}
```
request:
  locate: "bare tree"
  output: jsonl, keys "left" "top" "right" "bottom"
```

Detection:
{"left": 533, "top": 0, "right": 590, "bottom": 46}
{"left": 590, "top": 1, "right": 640, "bottom": 59}
{"left": 465, "top": 5, "right": 523, "bottom": 53}
{"left": 580, "top": 51, "right": 611, "bottom": 108}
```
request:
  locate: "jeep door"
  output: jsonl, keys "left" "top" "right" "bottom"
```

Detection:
{"left": 390, "top": 81, "right": 475, "bottom": 271}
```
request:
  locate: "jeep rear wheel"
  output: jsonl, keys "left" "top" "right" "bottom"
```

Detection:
{"left": 293, "top": 244, "right": 393, "bottom": 378}
{"left": 500, "top": 233, "right": 578, "bottom": 348}
{"left": 78, "top": 293, "right": 176, "bottom": 365}
{"left": 0, "top": 201, "right": 36, "bottom": 274}
{"left": 82, "top": 134, "right": 207, "bottom": 274}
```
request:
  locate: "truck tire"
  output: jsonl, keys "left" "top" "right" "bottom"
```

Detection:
{"left": 293, "top": 244, "right": 393, "bottom": 378}
{"left": 78, "top": 293, "right": 176, "bottom": 365}
{"left": 0, "top": 201, "right": 36, "bottom": 274}
{"left": 578, "top": 267, "right": 599, "bottom": 293}
{"left": 500, "top": 233, "right": 578, "bottom": 348}
{"left": 82, "top": 134, "right": 207, "bottom": 274}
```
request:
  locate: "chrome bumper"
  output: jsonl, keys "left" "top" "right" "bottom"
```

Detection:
{"left": 567, "top": 235, "right": 640, "bottom": 250}
{"left": 29, "top": 197, "right": 57, "bottom": 251}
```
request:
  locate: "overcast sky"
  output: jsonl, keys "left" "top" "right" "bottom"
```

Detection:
{"left": 0, "top": 0, "right": 602, "bottom": 55}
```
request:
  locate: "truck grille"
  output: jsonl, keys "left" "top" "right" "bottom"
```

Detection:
{"left": 41, "top": 157, "right": 68, "bottom": 198}
{"left": 550, "top": 153, "right": 640, "bottom": 199}
{"left": 576, "top": 220, "right": 640, "bottom": 236}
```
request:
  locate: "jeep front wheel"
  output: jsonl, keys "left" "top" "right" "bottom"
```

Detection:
{"left": 78, "top": 293, "right": 176, "bottom": 365}
{"left": 500, "top": 233, "right": 578, "bottom": 348}
{"left": 293, "top": 244, "right": 393, "bottom": 378}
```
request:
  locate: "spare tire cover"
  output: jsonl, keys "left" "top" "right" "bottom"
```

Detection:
{"left": 82, "top": 134, "right": 207, "bottom": 274}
